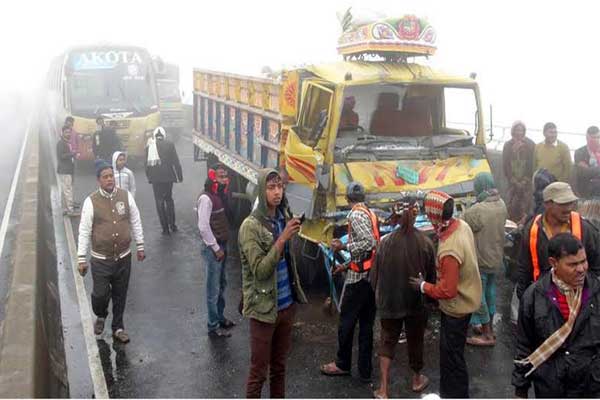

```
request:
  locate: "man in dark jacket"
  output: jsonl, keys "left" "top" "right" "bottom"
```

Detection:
{"left": 92, "top": 116, "right": 122, "bottom": 161}
{"left": 513, "top": 233, "right": 600, "bottom": 398}
{"left": 574, "top": 125, "right": 600, "bottom": 198}
{"left": 371, "top": 199, "right": 436, "bottom": 397}
{"left": 57, "top": 126, "right": 78, "bottom": 216}
{"left": 145, "top": 126, "right": 183, "bottom": 235}
{"left": 517, "top": 182, "right": 600, "bottom": 299}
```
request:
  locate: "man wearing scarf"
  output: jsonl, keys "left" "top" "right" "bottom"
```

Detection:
{"left": 145, "top": 126, "right": 183, "bottom": 235}
{"left": 574, "top": 125, "right": 600, "bottom": 198}
{"left": 503, "top": 120, "right": 535, "bottom": 223}
{"left": 463, "top": 173, "right": 508, "bottom": 347}
{"left": 409, "top": 190, "right": 481, "bottom": 398}
{"left": 512, "top": 233, "right": 600, "bottom": 398}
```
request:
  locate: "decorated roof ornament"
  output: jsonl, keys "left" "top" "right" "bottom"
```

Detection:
{"left": 336, "top": 10, "right": 437, "bottom": 61}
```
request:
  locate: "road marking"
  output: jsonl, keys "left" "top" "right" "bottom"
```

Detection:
{"left": 0, "top": 115, "right": 30, "bottom": 261}
{"left": 63, "top": 215, "right": 109, "bottom": 399}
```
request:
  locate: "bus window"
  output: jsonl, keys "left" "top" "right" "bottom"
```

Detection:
{"left": 297, "top": 83, "right": 333, "bottom": 146}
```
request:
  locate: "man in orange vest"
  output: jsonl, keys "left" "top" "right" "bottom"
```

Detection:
{"left": 320, "top": 182, "right": 379, "bottom": 383}
{"left": 517, "top": 182, "right": 600, "bottom": 299}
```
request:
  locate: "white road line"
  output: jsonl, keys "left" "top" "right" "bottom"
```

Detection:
{"left": 62, "top": 216, "right": 109, "bottom": 399}
{"left": 0, "top": 115, "right": 31, "bottom": 261}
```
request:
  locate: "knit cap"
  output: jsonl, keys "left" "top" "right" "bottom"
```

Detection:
{"left": 95, "top": 159, "right": 112, "bottom": 177}
{"left": 424, "top": 190, "right": 453, "bottom": 226}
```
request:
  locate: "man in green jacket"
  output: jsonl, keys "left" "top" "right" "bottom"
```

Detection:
{"left": 239, "top": 168, "right": 307, "bottom": 398}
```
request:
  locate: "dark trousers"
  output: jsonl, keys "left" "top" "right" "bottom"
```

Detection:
{"left": 91, "top": 255, "right": 132, "bottom": 332}
{"left": 336, "top": 279, "right": 376, "bottom": 379}
{"left": 379, "top": 312, "right": 427, "bottom": 372}
{"left": 246, "top": 304, "right": 296, "bottom": 398}
{"left": 440, "top": 312, "right": 471, "bottom": 398}
{"left": 152, "top": 182, "right": 175, "bottom": 230}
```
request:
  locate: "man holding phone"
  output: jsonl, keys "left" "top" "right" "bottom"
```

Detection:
{"left": 77, "top": 160, "right": 145, "bottom": 344}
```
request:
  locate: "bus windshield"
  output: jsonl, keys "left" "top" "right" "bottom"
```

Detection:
{"left": 157, "top": 80, "right": 181, "bottom": 102}
{"left": 67, "top": 50, "right": 157, "bottom": 115}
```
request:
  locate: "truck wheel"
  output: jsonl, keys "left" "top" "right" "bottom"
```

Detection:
{"left": 291, "top": 236, "right": 328, "bottom": 293}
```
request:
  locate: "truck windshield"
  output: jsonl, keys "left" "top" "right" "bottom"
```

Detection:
{"left": 67, "top": 51, "right": 157, "bottom": 115}
{"left": 336, "top": 84, "right": 479, "bottom": 143}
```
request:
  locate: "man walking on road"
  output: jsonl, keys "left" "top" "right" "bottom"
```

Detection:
{"left": 197, "top": 163, "right": 235, "bottom": 338}
{"left": 57, "top": 125, "right": 78, "bottom": 216}
{"left": 320, "top": 182, "right": 379, "bottom": 384}
{"left": 145, "top": 126, "right": 183, "bottom": 235}
{"left": 513, "top": 233, "right": 600, "bottom": 398}
{"left": 239, "top": 168, "right": 307, "bottom": 398}
{"left": 77, "top": 160, "right": 145, "bottom": 344}
{"left": 409, "top": 190, "right": 482, "bottom": 398}
{"left": 92, "top": 116, "right": 122, "bottom": 161}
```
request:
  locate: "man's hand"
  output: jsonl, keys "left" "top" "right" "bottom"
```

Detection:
{"left": 78, "top": 262, "right": 88, "bottom": 277}
{"left": 330, "top": 239, "right": 345, "bottom": 252}
{"left": 281, "top": 218, "right": 301, "bottom": 242}
{"left": 137, "top": 250, "right": 146, "bottom": 262}
{"left": 408, "top": 275, "right": 424, "bottom": 292}
{"left": 332, "top": 264, "right": 346, "bottom": 275}
{"left": 215, "top": 249, "right": 225, "bottom": 262}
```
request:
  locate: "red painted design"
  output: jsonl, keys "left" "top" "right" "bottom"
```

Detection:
{"left": 436, "top": 166, "right": 450, "bottom": 181}
{"left": 398, "top": 15, "right": 421, "bottom": 40}
{"left": 284, "top": 81, "right": 297, "bottom": 109}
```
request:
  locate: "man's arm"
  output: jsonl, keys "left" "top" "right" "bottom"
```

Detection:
{"left": 584, "top": 220, "right": 600, "bottom": 278}
{"left": 463, "top": 206, "right": 483, "bottom": 233}
{"left": 77, "top": 198, "right": 94, "bottom": 264}
{"left": 171, "top": 143, "right": 183, "bottom": 183}
{"left": 422, "top": 254, "right": 459, "bottom": 299}
{"left": 128, "top": 169, "right": 136, "bottom": 198}
{"left": 516, "top": 224, "right": 534, "bottom": 299}
{"left": 197, "top": 195, "right": 220, "bottom": 252}
{"left": 128, "top": 193, "right": 145, "bottom": 253}
{"left": 502, "top": 141, "right": 513, "bottom": 181}
{"left": 562, "top": 143, "right": 573, "bottom": 182}
{"left": 238, "top": 220, "right": 281, "bottom": 281}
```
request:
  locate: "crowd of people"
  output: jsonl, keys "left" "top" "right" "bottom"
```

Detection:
{"left": 59, "top": 116, "right": 600, "bottom": 398}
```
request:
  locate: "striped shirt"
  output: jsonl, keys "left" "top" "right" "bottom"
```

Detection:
{"left": 273, "top": 211, "right": 293, "bottom": 310}
{"left": 345, "top": 205, "right": 375, "bottom": 284}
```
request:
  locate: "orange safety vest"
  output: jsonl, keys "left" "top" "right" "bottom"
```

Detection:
{"left": 347, "top": 204, "right": 380, "bottom": 273}
{"left": 530, "top": 211, "right": 582, "bottom": 281}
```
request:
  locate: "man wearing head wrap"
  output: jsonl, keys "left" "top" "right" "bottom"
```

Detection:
{"left": 77, "top": 159, "right": 145, "bottom": 344}
{"left": 409, "top": 190, "right": 481, "bottom": 398}
{"left": 145, "top": 126, "right": 183, "bottom": 235}
{"left": 371, "top": 199, "right": 436, "bottom": 397}
{"left": 574, "top": 125, "right": 600, "bottom": 198}
{"left": 462, "top": 173, "right": 508, "bottom": 347}
{"left": 339, "top": 96, "right": 359, "bottom": 130}
{"left": 502, "top": 121, "right": 535, "bottom": 222}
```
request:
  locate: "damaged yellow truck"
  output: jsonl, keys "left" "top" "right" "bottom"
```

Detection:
{"left": 191, "top": 15, "right": 492, "bottom": 254}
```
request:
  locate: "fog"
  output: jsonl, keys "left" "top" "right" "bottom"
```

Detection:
{"left": 2, "top": 0, "right": 599, "bottom": 138}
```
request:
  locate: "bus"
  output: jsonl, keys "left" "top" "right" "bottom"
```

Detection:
{"left": 153, "top": 58, "right": 184, "bottom": 140}
{"left": 46, "top": 44, "right": 161, "bottom": 161}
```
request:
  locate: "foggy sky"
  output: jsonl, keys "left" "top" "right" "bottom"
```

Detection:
{"left": 3, "top": 0, "right": 599, "bottom": 136}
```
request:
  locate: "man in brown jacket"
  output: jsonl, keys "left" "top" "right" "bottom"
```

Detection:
{"left": 77, "top": 160, "right": 145, "bottom": 343}
{"left": 410, "top": 190, "right": 482, "bottom": 398}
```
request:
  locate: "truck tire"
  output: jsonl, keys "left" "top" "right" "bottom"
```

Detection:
{"left": 291, "top": 236, "right": 329, "bottom": 293}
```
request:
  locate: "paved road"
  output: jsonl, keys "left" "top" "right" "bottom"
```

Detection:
{"left": 67, "top": 137, "right": 517, "bottom": 398}
{"left": 0, "top": 94, "right": 30, "bottom": 324}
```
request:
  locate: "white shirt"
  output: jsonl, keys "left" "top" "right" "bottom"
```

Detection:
{"left": 197, "top": 194, "right": 221, "bottom": 252}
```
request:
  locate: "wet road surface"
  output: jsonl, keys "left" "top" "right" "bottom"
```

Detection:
{"left": 67, "top": 137, "right": 517, "bottom": 398}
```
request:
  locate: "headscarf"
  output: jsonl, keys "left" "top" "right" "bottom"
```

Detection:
{"left": 511, "top": 120, "right": 527, "bottom": 151}
{"left": 147, "top": 127, "right": 166, "bottom": 166}
{"left": 474, "top": 172, "right": 498, "bottom": 202}
{"left": 424, "top": 190, "right": 454, "bottom": 236}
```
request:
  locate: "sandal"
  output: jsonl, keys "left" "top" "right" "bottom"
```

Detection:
{"left": 373, "top": 389, "right": 387, "bottom": 399}
{"left": 220, "top": 318, "right": 236, "bottom": 329}
{"left": 411, "top": 375, "right": 430, "bottom": 393}
{"left": 113, "top": 329, "right": 130, "bottom": 344}
{"left": 320, "top": 362, "right": 350, "bottom": 376}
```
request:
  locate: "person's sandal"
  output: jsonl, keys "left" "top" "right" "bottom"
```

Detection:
{"left": 208, "top": 328, "right": 232, "bottom": 338}
{"left": 94, "top": 318, "right": 105, "bottom": 335}
{"left": 113, "top": 329, "right": 130, "bottom": 344}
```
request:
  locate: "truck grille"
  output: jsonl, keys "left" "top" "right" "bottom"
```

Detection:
{"left": 107, "top": 120, "right": 131, "bottom": 130}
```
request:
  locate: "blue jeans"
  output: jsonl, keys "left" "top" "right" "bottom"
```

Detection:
{"left": 471, "top": 272, "right": 496, "bottom": 326}
{"left": 202, "top": 243, "right": 227, "bottom": 332}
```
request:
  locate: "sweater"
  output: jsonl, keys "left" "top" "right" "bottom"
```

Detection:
{"left": 534, "top": 140, "right": 572, "bottom": 183}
